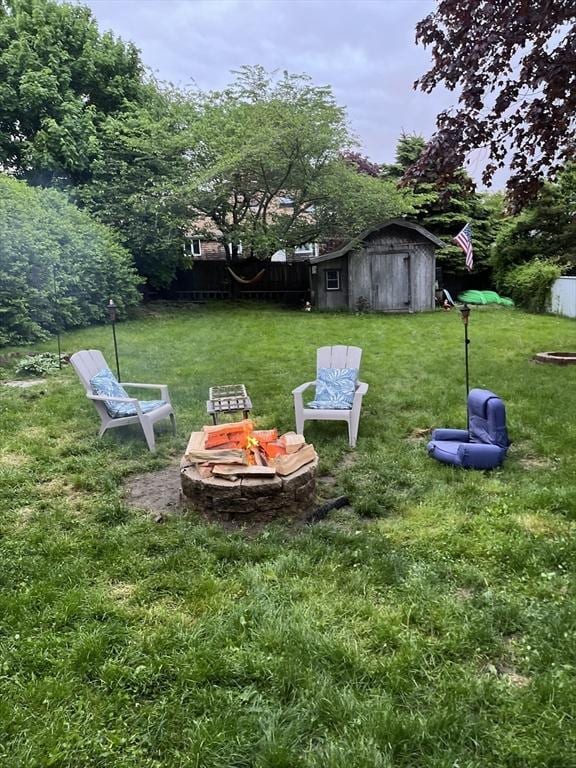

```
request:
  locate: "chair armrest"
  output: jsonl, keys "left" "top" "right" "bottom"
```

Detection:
{"left": 87, "top": 392, "right": 138, "bottom": 404}
{"left": 292, "top": 381, "right": 316, "bottom": 395}
{"left": 351, "top": 381, "right": 368, "bottom": 409}
{"left": 121, "top": 382, "right": 170, "bottom": 400}
{"left": 457, "top": 443, "right": 505, "bottom": 469}
{"left": 432, "top": 428, "right": 470, "bottom": 442}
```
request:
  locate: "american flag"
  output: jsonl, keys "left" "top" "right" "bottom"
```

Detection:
{"left": 454, "top": 223, "right": 473, "bottom": 271}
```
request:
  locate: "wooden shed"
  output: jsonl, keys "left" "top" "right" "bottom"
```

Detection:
{"left": 310, "top": 219, "right": 445, "bottom": 313}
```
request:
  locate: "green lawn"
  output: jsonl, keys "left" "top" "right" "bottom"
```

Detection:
{"left": 1, "top": 302, "right": 575, "bottom": 768}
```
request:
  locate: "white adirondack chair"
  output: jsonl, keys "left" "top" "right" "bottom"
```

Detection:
{"left": 292, "top": 345, "right": 368, "bottom": 448}
{"left": 70, "top": 349, "right": 176, "bottom": 452}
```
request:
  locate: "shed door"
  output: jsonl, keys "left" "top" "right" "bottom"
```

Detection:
{"left": 370, "top": 252, "right": 411, "bottom": 310}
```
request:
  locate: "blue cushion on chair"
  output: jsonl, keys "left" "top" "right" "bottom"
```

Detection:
{"left": 307, "top": 367, "right": 358, "bottom": 410}
{"left": 90, "top": 368, "right": 165, "bottom": 419}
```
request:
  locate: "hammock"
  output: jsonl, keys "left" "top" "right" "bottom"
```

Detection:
{"left": 226, "top": 266, "right": 266, "bottom": 285}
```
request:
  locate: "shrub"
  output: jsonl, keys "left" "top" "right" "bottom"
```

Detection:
{"left": 0, "top": 176, "right": 142, "bottom": 346}
{"left": 15, "top": 353, "right": 61, "bottom": 377}
{"left": 501, "top": 258, "right": 562, "bottom": 313}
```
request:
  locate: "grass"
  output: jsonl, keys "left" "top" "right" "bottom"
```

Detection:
{"left": 1, "top": 301, "right": 575, "bottom": 767}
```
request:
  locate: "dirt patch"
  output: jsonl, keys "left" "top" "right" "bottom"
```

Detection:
{"left": 123, "top": 461, "right": 184, "bottom": 521}
{"left": 108, "top": 582, "right": 137, "bottom": 601}
{"left": 502, "top": 670, "right": 531, "bottom": 688}
{"left": 0, "top": 452, "right": 30, "bottom": 468}
{"left": 407, "top": 427, "right": 432, "bottom": 443}
{"left": 518, "top": 456, "right": 556, "bottom": 470}
{"left": 484, "top": 662, "right": 531, "bottom": 688}
{"left": 41, "top": 477, "right": 85, "bottom": 502}
{"left": 484, "top": 661, "right": 531, "bottom": 688}
{"left": 3, "top": 379, "right": 47, "bottom": 388}
{"left": 513, "top": 441, "right": 556, "bottom": 471}
{"left": 14, "top": 506, "right": 35, "bottom": 527}
{"left": 316, "top": 475, "right": 340, "bottom": 502}
{"left": 123, "top": 461, "right": 342, "bottom": 533}
{"left": 515, "top": 513, "right": 562, "bottom": 536}
{"left": 340, "top": 452, "right": 358, "bottom": 469}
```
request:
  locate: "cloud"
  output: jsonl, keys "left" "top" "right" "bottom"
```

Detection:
{"left": 82, "top": 0, "right": 501, "bottom": 187}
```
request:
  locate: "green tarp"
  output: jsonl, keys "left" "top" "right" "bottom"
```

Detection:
{"left": 457, "top": 290, "right": 514, "bottom": 306}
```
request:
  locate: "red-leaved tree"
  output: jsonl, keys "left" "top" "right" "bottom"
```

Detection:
{"left": 341, "top": 151, "right": 381, "bottom": 178}
{"left": 404, "top": 0, "right": 576, "bottom": 210}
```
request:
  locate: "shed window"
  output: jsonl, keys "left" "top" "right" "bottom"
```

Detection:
{"left": 186, "top": 238, "right": 201, "bottom": 256}
{"left": 325, "top": 269, "right": 341, "bottom": 291}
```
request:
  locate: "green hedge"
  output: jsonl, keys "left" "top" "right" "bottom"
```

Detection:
{"left": 501, "top": 258, "right": 562, "bottom": 313}
{"left": 0, "top": 176, "right": 142, "bottom": 346}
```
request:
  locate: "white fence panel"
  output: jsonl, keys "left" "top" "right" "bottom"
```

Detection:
{"left": 550, "top": 277, "right": 576, "bottom": 318}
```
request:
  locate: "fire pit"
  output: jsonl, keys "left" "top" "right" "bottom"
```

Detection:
{"left": 180, "top": 420, "right": 318, "bottom": 520}
{"left": 535, "top": 352, "right": 576, "bottom": 365}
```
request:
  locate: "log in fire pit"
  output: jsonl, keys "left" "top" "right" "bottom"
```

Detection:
{"left": 180, "top": 420, "right": 318, "bottom": 520}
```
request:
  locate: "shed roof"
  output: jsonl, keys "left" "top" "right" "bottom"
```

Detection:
{"left": 309, "top": 219, "right": 447, "bottom": 264}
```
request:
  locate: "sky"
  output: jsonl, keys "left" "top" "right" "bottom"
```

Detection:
{"left": 82, "top": 0, "right": 500, "bottom": 188}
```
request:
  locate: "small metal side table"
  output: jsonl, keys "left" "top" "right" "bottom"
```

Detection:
{"left": 206, "top": 384, "right": 252, "bottom": 425}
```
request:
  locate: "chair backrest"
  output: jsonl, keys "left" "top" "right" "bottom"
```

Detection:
{"left": 70, "top": 349, "right": 110, "bottom": 390}
{"left": 317, "top": 346, "right": 362, "bottom": 374}
{"left": 468, "top": 388, "right": 509, "bottom": 449}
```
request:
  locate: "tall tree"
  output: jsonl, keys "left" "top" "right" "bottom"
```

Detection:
{"left": 78, "top": 87, "right": 196, "bottom": 288}
{"left": 492, "top": 164, "right": 576, "bottom": 287}
{"left": 188, "top": 66, "right": 412, "bottom": 260}
{"left": 405, "top": 0, "right": 576, "bottom": 210}
{"left": 384, "top": 133, "right": 504, "bottom": 279}
{"left": 0, "top": 0, "right": 145, "bottom": 185}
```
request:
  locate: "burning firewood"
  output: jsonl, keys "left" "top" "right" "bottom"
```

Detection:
{"left": 203, "top": 419, "right": 254, "bottom": 449}
{"left": 252, "top": 428, "right": 278, "bottom": 446}
{"left": 262, "top": 440, "right": 287, "bottom": 459}
{"left": 185, "top": 431, "right": 247, "bottom": 465}
{"left": 185, "top": 425, "right": 317, "bottom": 478}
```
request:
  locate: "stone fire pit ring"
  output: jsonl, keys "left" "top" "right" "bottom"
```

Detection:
{"left": 534, "top": 352, "right": 576, "bottom": 365}
{"left": 180, "top": 455, "right": 318, "bottom": 520}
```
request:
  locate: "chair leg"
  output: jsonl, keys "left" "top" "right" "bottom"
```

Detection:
{"left": 346, "top": 420, "right": 355, "bottom": 448}
{"left": 170, "top": 412, "right": 177, "bottom": 435}
{"left": 140, "top": 418, "right": 156, "bottom": 452}
{"left": 348, "top": 408, "right": 361, "bottom": 449}
{"left": 295, "top": 405, "right": 305, "bottom": 436}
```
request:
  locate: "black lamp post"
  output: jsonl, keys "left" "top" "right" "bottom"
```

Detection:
{"left": 460, "top": 303, "right": 471, "bottom": 428}
{"left": 107, "top": 299, "right": 121, "bottom": 381}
